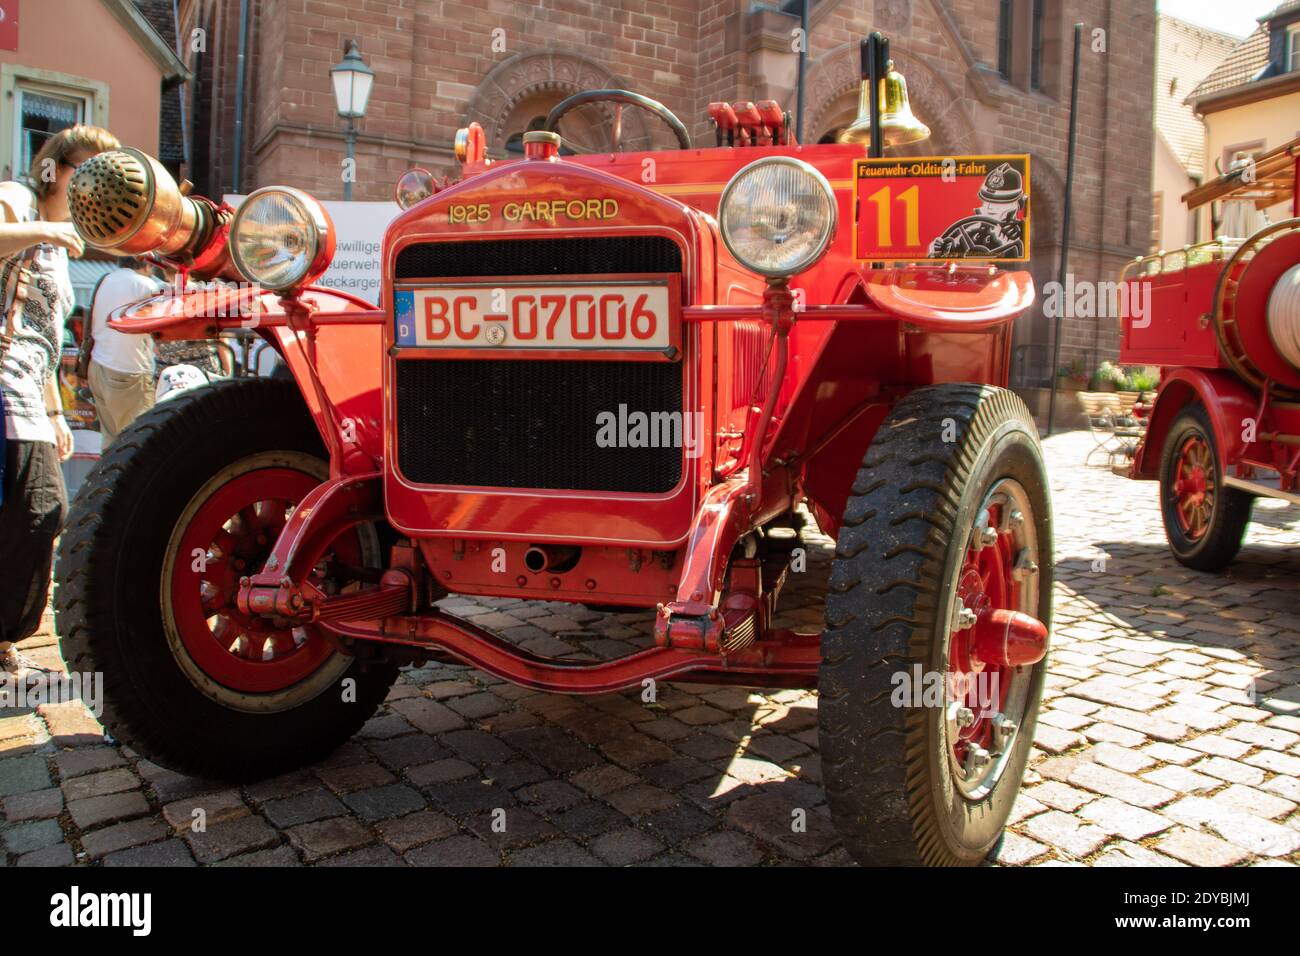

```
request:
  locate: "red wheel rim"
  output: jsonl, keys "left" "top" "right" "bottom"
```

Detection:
{"left": 168, "top": 467, "right": 361, "bottom": 694}
{"left": 1171, "top": 434, "right": 1214, "bottom": 541}
{"left": 944, "top": 479, "right": 1041, "bottom": 800}
{"left": 949, "top": 502, "right": 1016, "bottom": 766}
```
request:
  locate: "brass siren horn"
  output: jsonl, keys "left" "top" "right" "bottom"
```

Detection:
{"left": 837, "top": 38, "right": 930, "bottom": 148}
{"left": 67, "top": 147, "right": 231, "bottom": 272}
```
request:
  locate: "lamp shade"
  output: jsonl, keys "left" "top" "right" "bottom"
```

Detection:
{"left": 330, "top": 40, "right": 374, "bottom": 119}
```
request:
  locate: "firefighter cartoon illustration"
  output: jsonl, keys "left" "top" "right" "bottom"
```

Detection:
{"left": 928, "top": 161, "right": 1027, "bottom": 259}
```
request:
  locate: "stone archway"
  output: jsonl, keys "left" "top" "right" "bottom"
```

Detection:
{"left": 803, "top": 41, "right": 979, "bottom": 155}
{"left": 464, "top": 50, "right": 654, "bottom": 155}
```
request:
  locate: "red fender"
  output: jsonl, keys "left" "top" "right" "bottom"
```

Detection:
{"left": 1132, "top": 368, "right": 1258, "bottom": 480}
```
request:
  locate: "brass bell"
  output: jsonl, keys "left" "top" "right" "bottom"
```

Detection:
{"left": 838, "top": 60, "right": 930, "bottom": 148}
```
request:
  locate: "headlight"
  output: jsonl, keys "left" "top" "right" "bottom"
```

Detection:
{"left": 719, "top": 157, "right": 836, "bottom": 278}
{"left": 229, "top": 187, "right": 335, "bottom": 292}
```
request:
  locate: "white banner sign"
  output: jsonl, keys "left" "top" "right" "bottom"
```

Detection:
{"left": 223, "top": 195, "right": 398, "bottom": 304}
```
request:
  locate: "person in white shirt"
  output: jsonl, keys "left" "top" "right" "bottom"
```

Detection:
{"left": 87, "top": 258, "right": 162, "bottom": 447}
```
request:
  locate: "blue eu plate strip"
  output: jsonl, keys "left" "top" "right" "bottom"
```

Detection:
{"left": 394, "top": 290, "right": 416, "bottom": 346}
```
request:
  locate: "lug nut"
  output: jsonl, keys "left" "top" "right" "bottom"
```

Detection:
{"left": 954, "top": 606, "right": 977, "bottom": 630}
{"left": 992, "top": 713, "right": 1017, "bottom": 750}
{"left": 979, "top": 526, "right": 998, "bottom": 547}
{"left": 1007, "top": 509, "right": 1024, "bottom": 530}
{"left": 954, "top": 706, "right": 975, "bottom": 728}
{"left": 965, "top": 746, "right": 991, "bottom": 773}
{"left": 1012, "top": 549, "right": 1039, "bottom": 580}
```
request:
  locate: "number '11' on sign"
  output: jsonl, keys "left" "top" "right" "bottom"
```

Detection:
{"left": 866, "top": 185, "right": 919, "bottom": 247}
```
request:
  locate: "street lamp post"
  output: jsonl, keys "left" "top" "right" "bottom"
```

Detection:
{"left": 330, "top": 39, "right": 374, "bottom": 201}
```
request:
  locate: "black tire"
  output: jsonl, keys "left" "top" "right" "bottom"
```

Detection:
{"left": 55, "top": 377, "right": 398, "bottom": 781}
{"left": 819, "top": 384, "right": 1053, "bottom": 866}
{"left": 1158, "top": 403, "right": 1252, "bottom": 571}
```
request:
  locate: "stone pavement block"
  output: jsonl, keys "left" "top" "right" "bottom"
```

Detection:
{"left": 1185, "top": 734, "right": 1252, "bottom": 758}
{"left": 1224, "top": 722, "right": 1299, "bottom": 751}
{"left": 1189, "top": 755, "right": 1265, "bottom": 786}
{"left": 726, "top": 792, "right": 836, "bottom": 860}
{"left": 16, "top": 842, "right": 75, "bottom": 866}
{"left": 467, "top": 805, "right": 559, "bottom": 849}
{"left": 1078, "top": 797, "right": 1172, "bottom": 841}
{"left": 37, "top": 701, "right": 103, "bottom": 745}
{"left": 516, "top": 779, "right": 586, "bottom": 813}
{"left": 3, "top": 818, "right": 62, "bottom": 853}
{"left": 442, "top": 728, "right": 516, "bottom": 765}
{"left": 162, "top": 788, "right": 247, "bottom": 831}
{"left": 406, "top": 757, "right": 478, "bottom": 786}
{"left": 1021, "top": 810, "right": 1108, "bottom": 858}
{"left": 1156, "top": 827, "right": 1248, "bottom": 867}
{"left": 316, "top": 762, "right": 396, "bottom": 794}
{"left": 1033, "top": 723, "right": 1086, "bottom": 753}
{"left": 590, "top": 827, "right": 663, "bottom": 866}
{"left": 317, "top": 844, "right": 406, "bottom": 866}
{"left": 1262, "top": 776, "right": 1300, "bottom": 803}
{"left": 261, "top": 788, "right": 347, "bottom": 828}
{"left": 103, "top": 838, "right": 196, "bottom": 867}
{"left": 1141, "top": 742, "right": 1199, "bottom": 765}
{"left": 1092, "top": 841, "right": 1186, "bottom": 867}
{"left": 377, "top": 810, "right": 458, "bottom": 852}
{"left": 365, "top": 732, "right": 449, "bottom": 770}
{"left": 1091, "top": 706, "right": 1186, "bottom": 742}
{"left": 570, "top": 763, "right": 639, "bottom": 796}
{"left": 508, "top": 839, "right": 603, "bottom": 866}
{"left": 597, "top": 732, "right": 675, "bottom": 768}
{"left": 184, "top": 814, "right": 279, "bottom": 864}
{"left": 342, "top": 783, "right": 427, "bottom": 821}
{"left": 1207, "top": 784, "right": 1295, "bottom": 820}
{"left": 81, "top": 818, "right": 169, "bottom": 859}
{"left": 286, "top": 816, "right": 374, "bottom": 863}
{"left": 0, "top": 755, "right": 51, "bottom": 795}
{"left": 404, "top": 834, "right": 498, "bottom": 866}
{"left": 1089, "top": 742, "right": 1155, "bottom": 774}
{"left": 358, "top": 714, "right": 415, "bottom": 740}
{"left": 1163, "top": 796, "right": 1300, "bottom": 857}
{"left": 67, "top": 790, "right": 150, "bottom": 830}
{"left": 605, "top": 783, "right": 679, "bottom": 818}
{"left": 53, "top": 746, "right": 125, "bottom": 778}
{"left": 2, "top": 786, "right": 62, "bottom": 821}
{"left": 389, "top": 697, "right": 466, "bottom": 735}
{"left": 1082, "top": 723, "right": 1148, "bottom": 747}
{"left": 992, "top": 831, "right": 1050, "bottom": 865}
{"left": 217, "top": 846, "right": 301, "bottom": 867}
{"left": 683, "top": 830, "right": 764, "bottom": 866}
{"left": 1068, "top": 761, "right": 1175, "bottom": 808}
{"left": 1023, "top": 781, "right": 1094, "bottom": 812}
{"left": 1140, "top": 764, "right": 1218, "bottom": 794}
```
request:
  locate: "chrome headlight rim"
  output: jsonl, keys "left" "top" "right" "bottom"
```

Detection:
{"left": 718, "top": 156, "right": 838, "bottom": 279}
{"left": 228, "top": 186, "right": 335, "bottom": 293}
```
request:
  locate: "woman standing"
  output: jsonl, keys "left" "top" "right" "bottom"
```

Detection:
{"left": 0, "top": 124, "right": 119, "bottom": 677}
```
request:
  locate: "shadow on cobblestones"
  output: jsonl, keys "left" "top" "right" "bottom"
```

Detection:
{"left": 2, "top": 430, "right": 1298, "bottom": 867}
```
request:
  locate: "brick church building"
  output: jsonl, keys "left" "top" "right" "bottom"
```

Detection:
{"left": 165, "top": 0, "right": 1155, "bottom": 382}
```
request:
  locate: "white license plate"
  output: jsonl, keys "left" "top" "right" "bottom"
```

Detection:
{"left": 394, "top": 283, "right": 672, "bottom": 350}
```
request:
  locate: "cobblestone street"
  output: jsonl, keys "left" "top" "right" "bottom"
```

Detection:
{"left": 2, "top": 430, "right": 1298, "bottom": 867}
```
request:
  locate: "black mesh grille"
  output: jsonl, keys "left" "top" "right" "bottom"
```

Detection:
{"left": 394, "top": 236, "right": 682, "bottom": 280}
{"left": 396, "top": 359, "right": 683, "bottom": 493}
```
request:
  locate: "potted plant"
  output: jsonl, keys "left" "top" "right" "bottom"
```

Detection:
{"left": 1089, "top": 360, "right": 1126, "bottom": 392}
{"left": 1057, "top": 357, "right": 1088, "bottom": 390}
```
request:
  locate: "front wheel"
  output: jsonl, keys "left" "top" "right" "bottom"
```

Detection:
{"left": 1158, "top": 403, "right": 1252, "bottom": 571}
{"left": 55, "top": 377, "right": 398, "bottom": 781}
{"left": 819, "top": 384, "right": 1053, "bottom": 866}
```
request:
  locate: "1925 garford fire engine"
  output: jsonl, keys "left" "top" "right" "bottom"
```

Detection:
{"left": 56, "top": 41, "right": 1053, "bottom": 866}
{"left": 1119, "top": 138, "right": 1300, "bottom": 570}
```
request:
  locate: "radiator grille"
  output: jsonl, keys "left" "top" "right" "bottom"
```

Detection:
{"left": 396, "top": 359, "right": 684, "bottom": 493}
{"left": 394, "top": 236, "right": 682, "bottom": 280}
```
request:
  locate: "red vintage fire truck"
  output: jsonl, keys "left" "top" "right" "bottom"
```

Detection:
{"left": 56, "top": 47, "right": 1052, "bottom": 866}
{"left": 1119, "top": 138, "right": 1300, "bottom": 570}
